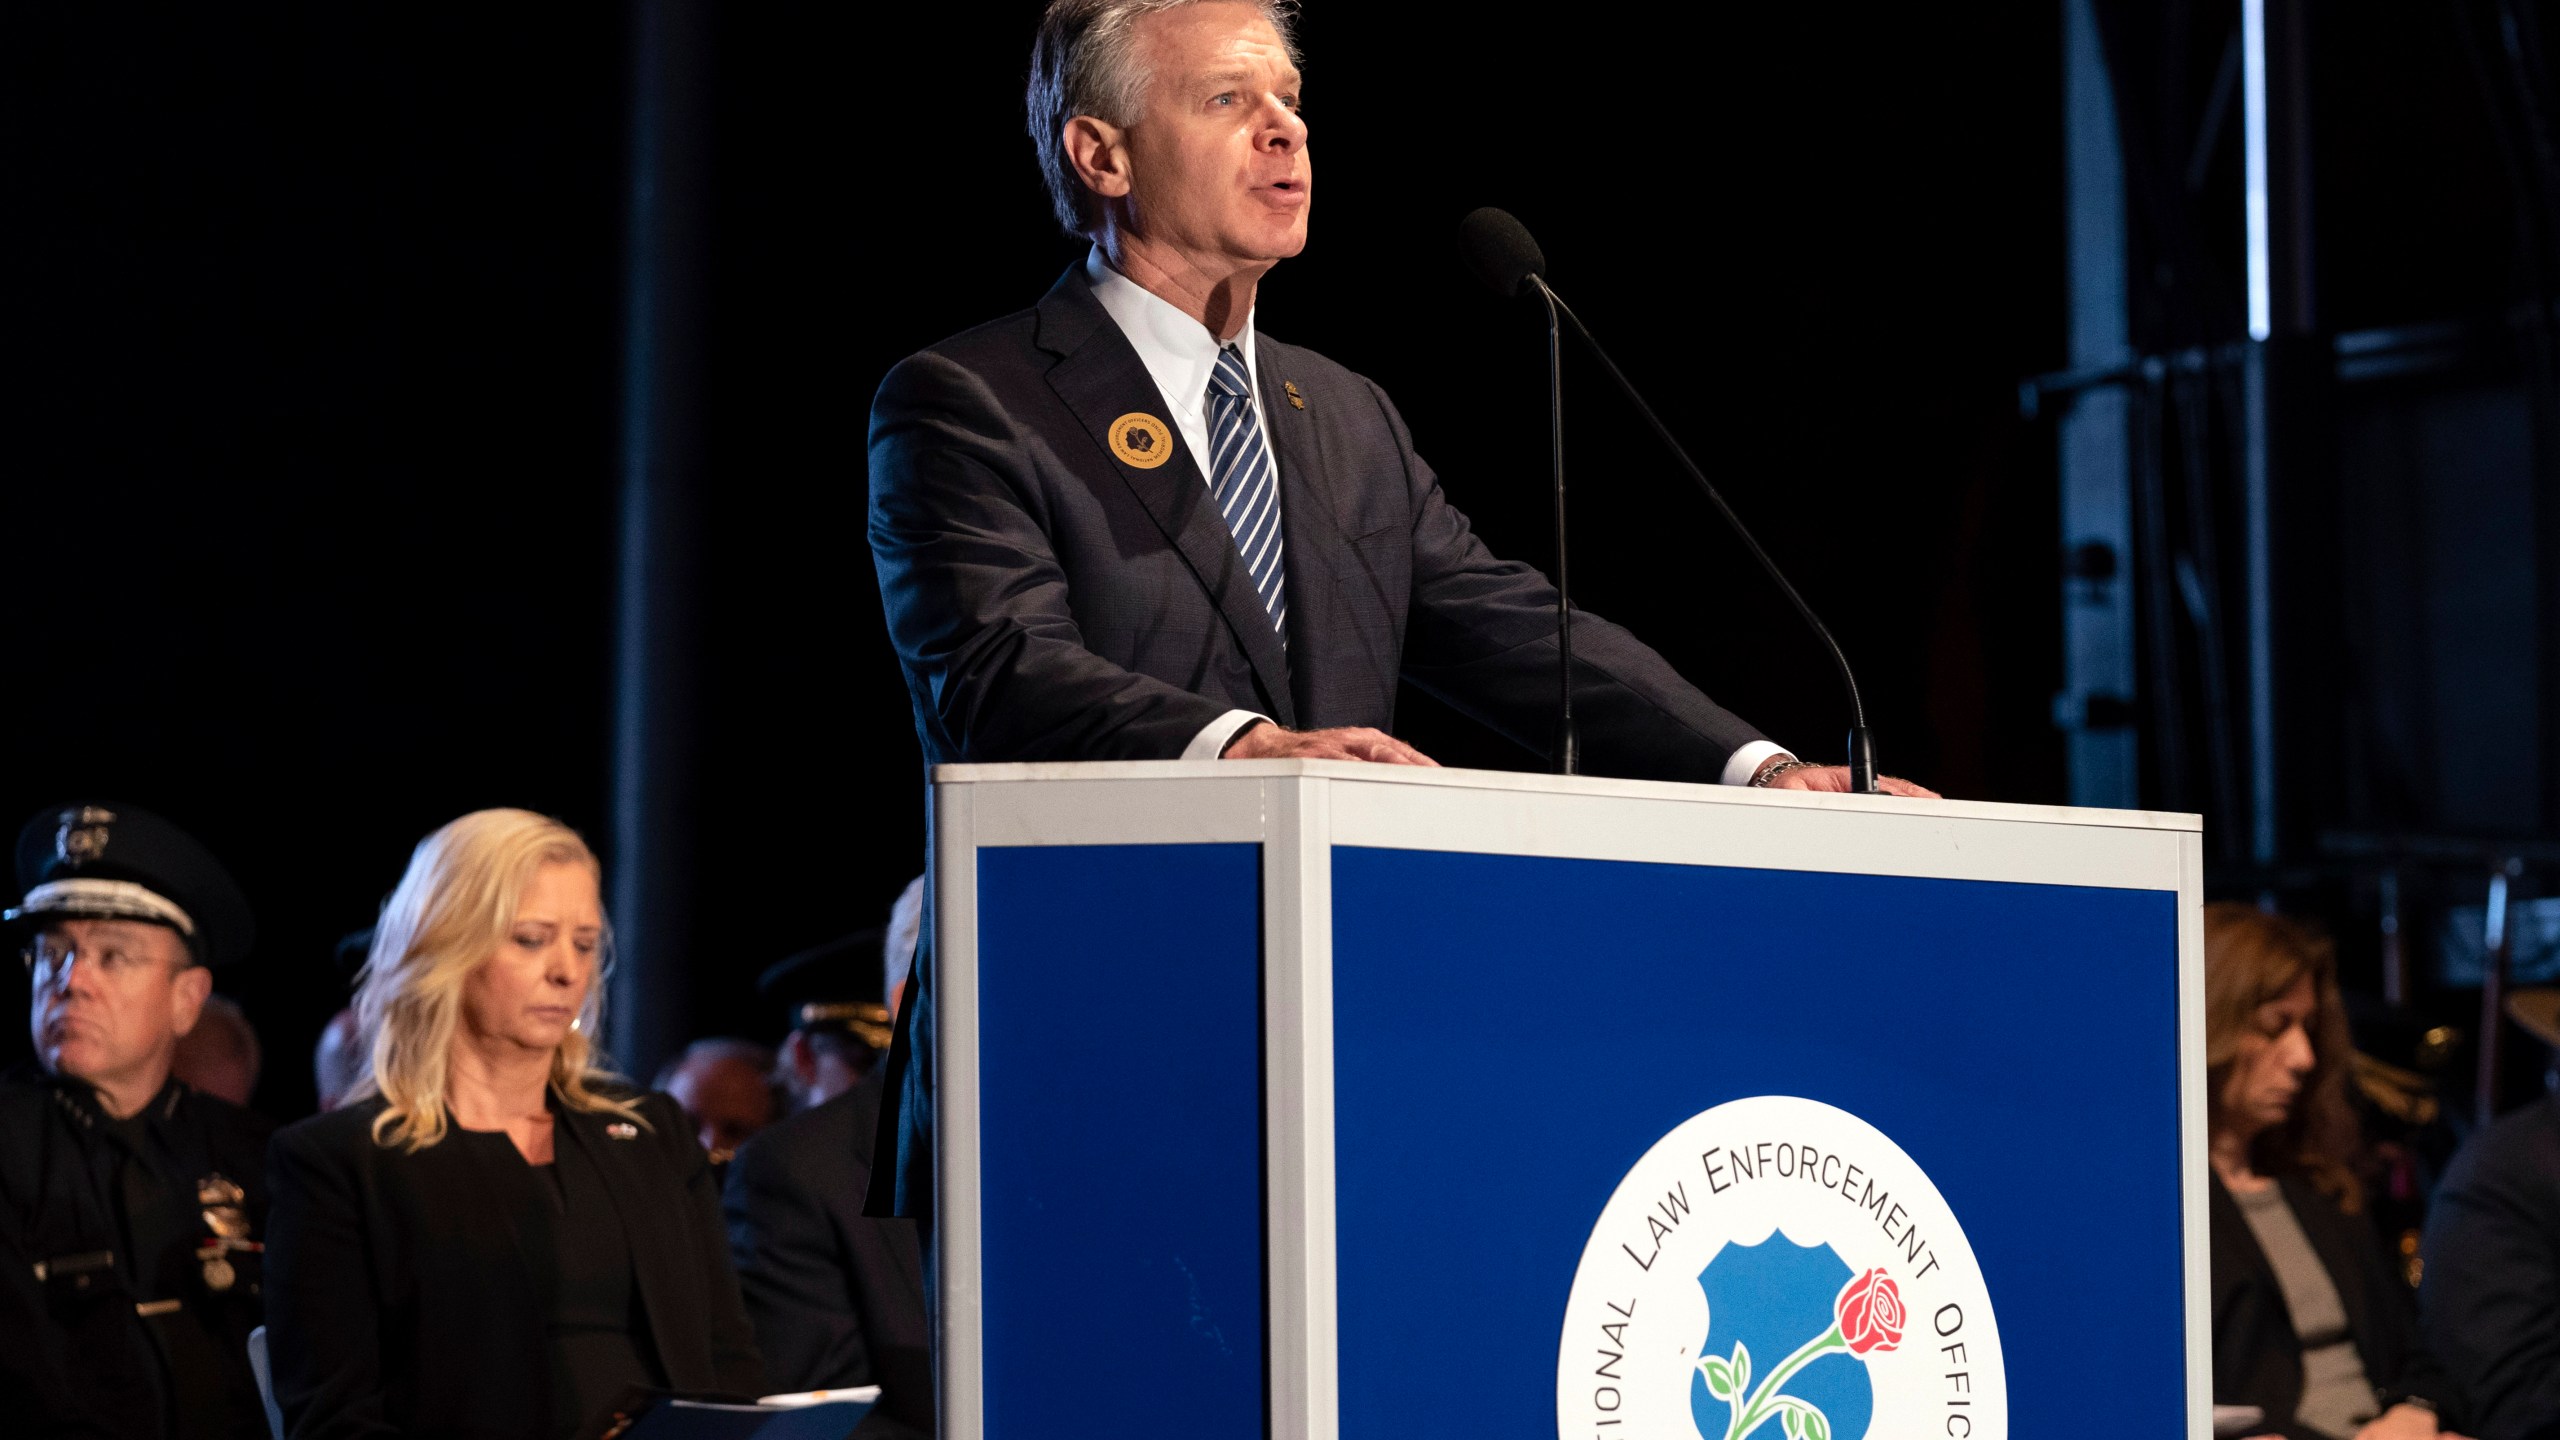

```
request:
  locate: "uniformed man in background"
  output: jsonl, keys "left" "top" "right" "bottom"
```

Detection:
{"left": 0, "top": 802, "right": 273, "bottom": 1439}
{"left": 761, "top": 926, "right": 896, "bottom": 1115}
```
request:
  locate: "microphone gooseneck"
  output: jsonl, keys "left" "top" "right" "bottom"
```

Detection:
{"left": 1532, "top": 274, "right": 1577, "bottom": 776}
{"left": 1460, "top": 207, "right": 1575, "bottom": 774}
{"left": 1459, "top": 208, "right": 1878, "bottom": 794}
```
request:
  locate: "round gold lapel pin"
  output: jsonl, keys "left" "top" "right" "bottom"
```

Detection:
{"left": 1108, "top": 412, "right": 1175, "bottom": 469}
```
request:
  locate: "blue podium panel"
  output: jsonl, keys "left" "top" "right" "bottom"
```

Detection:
{"left": 1331, "top": 848, "right": 2181, "bottom": 1440}
{"left": 975, "top": 844, "right": 1267, "bottom": 1438}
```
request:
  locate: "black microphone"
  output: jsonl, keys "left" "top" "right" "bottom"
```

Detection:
{"left": 1457, "top": 206, "right": 1880, "bottom": 794}
{"left": 1459, "top": 206, "right": 1546, "bottom": 299}
{"left": 1458, "top": 208, "right": 1576, "bottom": 774}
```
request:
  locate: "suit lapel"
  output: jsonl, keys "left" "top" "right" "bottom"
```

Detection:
{"left": 555, "top": 1104, "right": 703, "bottom": 1385}
{"left": 1256, "top": 347, "right": 1352, "bottom": 724}
{"left": 1037, "top": 271, "right": 1297, "bottom": 727}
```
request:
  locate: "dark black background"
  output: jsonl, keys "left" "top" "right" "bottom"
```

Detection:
{"left": 15, "top": 4, "right": 2496, "bottom": 1119}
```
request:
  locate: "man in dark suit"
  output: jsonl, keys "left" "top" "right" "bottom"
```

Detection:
{"left": 867, "top": 0, "right": 1930, "bottom": 1224}
{"left": 725, "top": 1072, "right": 931, "bottom": 1439}
{"left": 2424, "top": 1091, "right": 2560, "bottom": 1439}
{"left": 726, "top": 920, "right": 929, "bottom": 1436}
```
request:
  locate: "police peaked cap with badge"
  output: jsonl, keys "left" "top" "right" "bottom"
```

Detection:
{"left": 757, "top": 925, "right": 892, "bottom": 1049}
{"left": 4, "top": 802, "right": 256, "bottom": 967}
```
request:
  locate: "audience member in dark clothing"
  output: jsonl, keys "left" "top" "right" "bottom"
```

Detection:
{"left": 0, "top": 801, "right": 273, "bottom": 1440}
{"left": 725, "top": 1069, "right": 932, "bottom": 1438}
{"left": 310, "top": 1007, "right": 365, "bottom": 1112}
{"left": 2423, "top": 1089, "right": 2560, "bottom": 1438}
{"left": 763, "top": 928, "right": 894, "bottom": 1114}
{"left": 171, "top": 993, "right": 262, "bottom": 1108}
{"left": 654, "top": 1037, "right": 779, "bottom": 1166}
{"left": 2207, "top": 903, "right": 2468, "bottom": 1440}
{"left": 309, "top": 930, "right": 375, "bottom": 1113}
{"left": 727, "top": 887, "right": 929, "bottom": 1435}
{"left": 265, "top": 809, "right": 761, "bottom": 1439}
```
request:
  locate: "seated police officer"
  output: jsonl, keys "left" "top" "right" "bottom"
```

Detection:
{"left": 725, "top": 913, "right": 929, "bottom": 1438}
{"left": 0, "top": 802, "right": 271, "bottom": 1440}
{"left": 762, "top": 927, "right": 896, "bottom": 1116}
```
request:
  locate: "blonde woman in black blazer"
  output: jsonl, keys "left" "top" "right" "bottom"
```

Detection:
{"left": 264, "top": 810, "right": 761, "bottom": 1439}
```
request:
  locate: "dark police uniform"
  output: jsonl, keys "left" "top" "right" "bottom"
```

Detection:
{"left": 0, "top": 1072, "right": 274, "bottom": 1439}
{"left": 0, "top": 801, "right": 272, "bottom": 1440}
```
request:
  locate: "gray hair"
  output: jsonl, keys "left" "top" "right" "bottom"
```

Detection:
{"left": 884, "top": 874, "right": 925, "bottom": 999}
{"left": 1026, "top": 0, "right": 1302, "bottom": 237}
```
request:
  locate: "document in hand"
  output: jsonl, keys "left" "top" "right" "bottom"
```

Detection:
{"left": 592, "top": 1392, "right": 876, "bottom": 1440}
{"left": 2211, "top": 1405, "right": 2267, "bottom": 1438}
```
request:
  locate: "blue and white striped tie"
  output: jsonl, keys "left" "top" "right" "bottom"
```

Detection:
{"left": 1205, "top": 345, "right": 1287, "bottom": 639}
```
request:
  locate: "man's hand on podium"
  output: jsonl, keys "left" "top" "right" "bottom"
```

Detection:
{"left": 1216, "top": 728, "right": 1939, "bottom": 792}
{"left": 1221, "top": 722, "right": 1440, "bottom": 766}
{"left": 1752, "top": 754, "right": 1941, "bottom": 799}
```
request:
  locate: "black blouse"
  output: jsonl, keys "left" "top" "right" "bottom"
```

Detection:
{"left": 455, "top": 1121, "right": 668, "bottom": 1440}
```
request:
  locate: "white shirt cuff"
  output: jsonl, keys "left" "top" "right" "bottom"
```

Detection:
{"left": 1719, "top": 740, "right": 1792, "bottom": 787}
{"left": 1184, "top": 710, "right": 1272, "bottom": 761}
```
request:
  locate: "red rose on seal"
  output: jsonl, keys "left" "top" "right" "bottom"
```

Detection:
{"left": 1835, "top": 1268, "right": 1906, "bottom": 1355}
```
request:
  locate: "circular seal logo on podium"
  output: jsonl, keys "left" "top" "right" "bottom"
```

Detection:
{"left": 1556, "top": 1096, "right": 2008, "bottom": 1439}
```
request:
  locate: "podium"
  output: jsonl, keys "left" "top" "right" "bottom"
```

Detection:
{"left": 928, "top": 761, "right": 2204, "bottom": 1439}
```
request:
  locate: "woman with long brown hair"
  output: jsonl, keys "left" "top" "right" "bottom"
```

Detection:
{"left": 2209, "top": 902, "right": 2466, "bottom": 1440}
{"left": 263, "top": 809, "right": 761, "bottom": 1437}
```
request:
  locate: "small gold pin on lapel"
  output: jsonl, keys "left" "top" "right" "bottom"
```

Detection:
{"left": 1108, "top": 412, "right": 1175, "bottom": 468}
{"left": 1283, "top": 380, "right": 1305, "bottom": 410}
{"left": 606, "top": 1122, "right": 639, "bottom": 1140}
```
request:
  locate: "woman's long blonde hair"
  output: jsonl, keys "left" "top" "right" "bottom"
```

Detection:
{"left": 351, "top": 808, "right": 642, "bottom": 1151}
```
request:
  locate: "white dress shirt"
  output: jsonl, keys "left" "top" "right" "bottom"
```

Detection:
{"left": 1082, "top": 248, "right": 1785, "bottom": 783}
